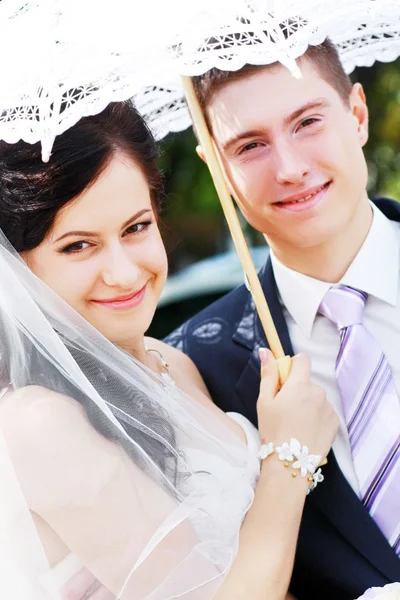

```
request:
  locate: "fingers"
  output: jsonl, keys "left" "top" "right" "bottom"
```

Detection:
{"left": 259, "top": 348, "right": 279, "bottom": 401}
{"left": 258, "top": 350, "right": 312, "bottom": 403}
{"left": 286, "top": 353, "right": 311, "bottom": 383}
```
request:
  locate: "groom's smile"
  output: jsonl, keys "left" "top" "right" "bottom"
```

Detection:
{"left": 272, "top": 181, "right": 332, "bottom": 212}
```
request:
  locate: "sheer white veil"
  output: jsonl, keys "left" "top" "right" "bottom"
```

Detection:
{"left": 0, "top": 228, "right": 256, "bottom": 599}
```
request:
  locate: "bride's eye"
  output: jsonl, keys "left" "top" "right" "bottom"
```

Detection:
{"left": 124, "top": 221, "right": 153, "bottom": 236}
{"left": 60, "top": 241, "right": 91, "bottom": 254}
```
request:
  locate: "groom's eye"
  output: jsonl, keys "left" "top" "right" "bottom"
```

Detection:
{"left": 240, "top": 141, "right": 263, "bottom": 154}
{"left": 299, "top": 117, "right": 319, "bottom": 129}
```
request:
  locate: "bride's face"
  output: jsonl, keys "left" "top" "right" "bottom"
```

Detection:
{"left": 22, "top": 153, "right": 168, "bottom": 349}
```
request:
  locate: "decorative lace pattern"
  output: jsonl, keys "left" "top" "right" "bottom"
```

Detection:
{"left": 0, "top": 0, "right": 399, "bottom": 158}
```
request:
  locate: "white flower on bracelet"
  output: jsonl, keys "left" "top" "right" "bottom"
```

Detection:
{"left": 258, "top": 437, "right": 325, "bottom": 493}
{"left": 276, "top": 441, "right": 294, "bottom": 461}
{"left": 309, "top": 468, "right": 324, "bottom": 492}
{"left": 285, "top": 438, "right": 321, "bottom": 477}
{"left": 258, "top": 441, "right": 274, "bottom": 460}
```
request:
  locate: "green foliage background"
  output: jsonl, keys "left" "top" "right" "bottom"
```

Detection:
{"left": 157, "top": 59, "right": 400, "bottom": 273}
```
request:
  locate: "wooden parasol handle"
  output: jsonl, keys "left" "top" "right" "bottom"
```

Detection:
{"left": 180, "top": 75, "right": 291, "bottom": 384}
{"left": 180, "top": 76, "right": 328, "bottom": 466}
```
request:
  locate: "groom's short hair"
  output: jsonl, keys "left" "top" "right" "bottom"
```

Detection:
{"left": 192, "top": 39, "right": 353, "bottom": 126}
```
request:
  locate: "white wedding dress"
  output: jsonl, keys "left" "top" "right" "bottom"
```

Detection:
{"left": 41, "top": 413, "right": 261, "bottom": 599}
{"left": 0, "top": 231, "right": 261, "bottom": 600}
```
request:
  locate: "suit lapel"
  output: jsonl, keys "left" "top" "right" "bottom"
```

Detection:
{"left": 232, "top": 243, "right": 400, "bottom": 580}
{"left": 232, "top": 197, "right": 400, "bottom": 358}
{"left": 232, "top": 257, "right": 293, "bottom": 355}
{"left": 232, "top": 257, "right": 294, "bottom": 422}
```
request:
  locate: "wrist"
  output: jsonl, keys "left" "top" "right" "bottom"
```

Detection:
{"left": 260, "top": 452, "right": 309, "bottom": 481}
{"left": 257, "top": 438, "right": 325, "bottom": 495}
{"left": 258, "top": 454, "right": 310, "bottom": 499}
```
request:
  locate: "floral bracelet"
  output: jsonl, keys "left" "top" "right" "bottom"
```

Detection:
{"left": 257, "top": 437, "right": 325, "bottom": 494}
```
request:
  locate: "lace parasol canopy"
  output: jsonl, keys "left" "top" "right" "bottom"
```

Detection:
{"left": 0, "top": 0, "right": 399, "bottom": 159}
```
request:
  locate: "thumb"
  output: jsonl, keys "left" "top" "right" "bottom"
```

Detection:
{"left": 258, "top": 348, "right": 279, "bottom": 402}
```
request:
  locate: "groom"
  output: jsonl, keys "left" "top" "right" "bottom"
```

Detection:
{"left": 165, "top": 39, "right": 400, "bottom": 599}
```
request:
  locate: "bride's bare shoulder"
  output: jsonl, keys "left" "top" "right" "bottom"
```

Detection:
{"left": 0, "top": 385, "right": 91, "bottom": 454}
{"left": 0, "top": 384, "right": 85, "bottom": 425}
{"left": 0, "top": 386, "right": 122, "bottom": 509}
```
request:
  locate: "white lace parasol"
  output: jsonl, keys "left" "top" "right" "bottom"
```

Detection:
{"left": 0, "top": 0, "right": 399, "bottom": 159}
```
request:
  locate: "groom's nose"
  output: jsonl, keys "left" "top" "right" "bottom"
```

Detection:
{"left": 273, "top": 140, "right": 310, "bottom": 185}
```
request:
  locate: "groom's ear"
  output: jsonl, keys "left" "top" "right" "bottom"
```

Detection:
{"left": 196, "top": 145, "right": 206, "bottom": 163}
{"left": 195, "top": 143, "right": 237, "bottom": 199}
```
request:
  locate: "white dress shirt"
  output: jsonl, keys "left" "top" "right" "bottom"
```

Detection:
{"left": 270, "top": 203, "right": 400, "bottom": 495}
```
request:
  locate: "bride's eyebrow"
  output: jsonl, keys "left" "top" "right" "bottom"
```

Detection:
{"left": 53, "top": 209, "right": 152, "bottom": 243}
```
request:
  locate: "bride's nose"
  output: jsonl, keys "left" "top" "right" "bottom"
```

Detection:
{"left": 101, "top": 244, "right": 141, "bottom": 289}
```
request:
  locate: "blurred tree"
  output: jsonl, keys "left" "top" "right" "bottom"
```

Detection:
{"left": 158, "top": 129, "right": 225, "bottom": 272}
{"left": 158, "top": 59, "right": 400, "bottom": 272}
{"left": 355, "top": 60, "right": 400, "bottom": 199}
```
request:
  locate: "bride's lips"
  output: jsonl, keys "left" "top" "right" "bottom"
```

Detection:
{"left": 91, "top": 285, "right": 147, "bottom": 311}
{"left": 272, "top": 181, "right": 331, "bottom": 213}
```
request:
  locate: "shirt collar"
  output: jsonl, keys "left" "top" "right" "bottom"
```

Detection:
{"left": 270, "top": 203, "right": 400, "bottom": 339}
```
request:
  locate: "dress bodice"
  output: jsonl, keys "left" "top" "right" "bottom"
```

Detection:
{"left": 43, "top": 412, "right": 260, "bottom": 598}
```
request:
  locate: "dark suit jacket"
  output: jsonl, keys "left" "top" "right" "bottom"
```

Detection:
{"left": 165, "top": 198, "right": 400, "bottom": 599}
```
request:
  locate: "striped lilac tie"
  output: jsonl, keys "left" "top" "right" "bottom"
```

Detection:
{"left": 319, "top": 285, "right": 400, "bottom": 555}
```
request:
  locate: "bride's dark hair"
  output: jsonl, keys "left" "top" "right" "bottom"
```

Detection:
{"left": 0, "top": 102, "right": 180, "bottom": 484}
{"left": 0, "top": 101, "right": 165, "bottom": 251}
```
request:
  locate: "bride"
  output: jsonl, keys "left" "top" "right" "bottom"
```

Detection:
{"left": 0, "top": 101, "right": 338, "bottom": 599}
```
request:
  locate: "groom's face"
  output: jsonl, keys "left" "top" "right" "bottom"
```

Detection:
{"left": 205, "top": 60, "right": 369, "bottom": 254}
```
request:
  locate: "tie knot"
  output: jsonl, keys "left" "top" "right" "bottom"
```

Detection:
{"left": 319, "top": 285, "right": 367, "bottom": 330}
